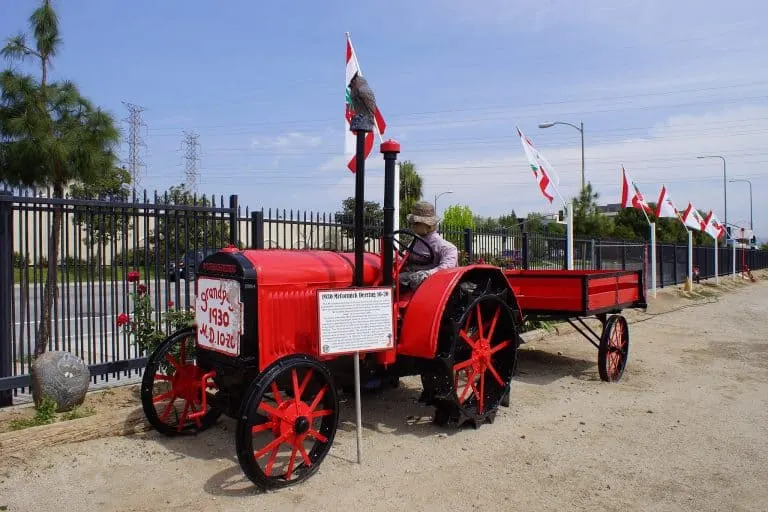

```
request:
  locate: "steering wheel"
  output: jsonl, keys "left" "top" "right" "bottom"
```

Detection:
{"left": 392, "top": 229, "right": 435, "bottom": 269}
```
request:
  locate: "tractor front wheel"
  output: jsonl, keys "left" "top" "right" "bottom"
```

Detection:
{"left": 236, "top": 354, "right": 339, "bottom": 491}
{"left": 140, "top": 326, "right": 222, "bottom": 436}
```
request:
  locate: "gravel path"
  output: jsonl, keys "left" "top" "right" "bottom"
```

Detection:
{"left": 2, "top": 277, "right": 767, "bottom": 512}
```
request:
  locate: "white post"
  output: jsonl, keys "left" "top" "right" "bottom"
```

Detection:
{"left": 688, "top": 229, "right": 693, "bottom": 284}
{"left": 714, "top": 237, "right": 719, "bottom": 285}
{"left": 732, "top": 241, "right": 736, "bottom": 280}
{"left": 650, "top": 222, "right": 657, "bottom": 298}
{"left": 566, "top": 199, "right": 574, "bottom": 270}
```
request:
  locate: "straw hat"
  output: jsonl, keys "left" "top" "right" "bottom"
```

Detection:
{"left": 407, "top": 201, "right": 439, "bottom": 227}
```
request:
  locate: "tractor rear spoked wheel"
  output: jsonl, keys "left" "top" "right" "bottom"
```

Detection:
{"left": 140, "top": 326, "right": 221, "bottom": 436}
{"left": 598, "top": 314, "right": 629, "bottom": 382}
{"left": 428, "top": 292, "right": 519, "bottom": 428}
{"left": 236, "top": 354, "right": 339, "bottom": 491}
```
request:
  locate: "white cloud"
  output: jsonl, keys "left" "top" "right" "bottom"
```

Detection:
{"left": 251, "top": 131, "right": 323, "bottom": 151}
{"left": 395, "top": 105, "right": 768, "bottom": 233}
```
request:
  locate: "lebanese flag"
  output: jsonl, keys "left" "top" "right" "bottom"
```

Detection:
{"left": 681, "top": 203, "right": 705, "bottom": 231}
{"left": 620, "top": 167, "right": 653, "bottom": 214}
{"left": 517, "top": 127, "right": 558, "bottom": 204}
{"left": 702, "top": 211, "right": 726, "bottom": 239}
{"left": 655, "top": 185, "right": 680, "bottom": 219}
{"left": 345, "top": 34, "right": 386, "bottom": 173}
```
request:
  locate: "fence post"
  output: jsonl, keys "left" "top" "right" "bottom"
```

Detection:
{"left": 228, "top": 195, "right": 239, "bottom": 247}
{"left": 622, "top": 242, "right": 627, "bottom": 270}
{"left": 463, "top": 228, "right": 473, "bottom": 262}
{"left": 251, "top": 210, "right": 264, "bottom": 249}
{"left": 0, "top": 192, "right": 13, "bottom": 406}
{"left": 522, "top": 232, "right": 529, "bottom": 270}
{"left": 590, "top": 239, "right": 596, "bottom": 270}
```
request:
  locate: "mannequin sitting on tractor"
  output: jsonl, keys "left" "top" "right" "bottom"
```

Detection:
{"left": 399, "top": 201, "right": 459, "bottom": 289}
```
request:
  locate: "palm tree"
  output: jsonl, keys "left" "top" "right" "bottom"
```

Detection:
{"left": 398, "top": 160, "right": 422, "bottom": 226}
{"left": 0, "top": 0, "right": 120, "bottom": 356}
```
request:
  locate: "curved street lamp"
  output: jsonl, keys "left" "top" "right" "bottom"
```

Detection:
{"left": 434, "top": 190, "right": 454, "bottom": 212}
{"left": 696, "top": 155, "right": 727, "bottom": 231}
{"left": 539, "top": 120, "right": 585, "bottom": 191}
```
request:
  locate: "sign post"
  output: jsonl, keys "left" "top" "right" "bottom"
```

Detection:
{"left": 318, "top": 287, "right": 394, "bottom": 464}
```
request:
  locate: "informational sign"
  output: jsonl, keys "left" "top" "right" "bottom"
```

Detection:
{"left": 318, "top": 287, "right": 394, "bottom": 355}
{"left": 195, "top": 277, "right": 244, "bottom": 356}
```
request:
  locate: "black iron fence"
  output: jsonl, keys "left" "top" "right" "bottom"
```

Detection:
{"left": 2, "top": 188, "right": 767, "bottom": 406}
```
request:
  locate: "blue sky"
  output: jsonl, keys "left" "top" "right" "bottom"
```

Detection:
{"left": 2, "top": 0, "right": 767, "bottom": 238}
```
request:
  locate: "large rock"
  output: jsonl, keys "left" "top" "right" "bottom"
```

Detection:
{"left": 30, "top": 351, "right": 91, "bottom": 412}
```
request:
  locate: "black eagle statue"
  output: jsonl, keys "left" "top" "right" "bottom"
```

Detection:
{"left": 349, "top": 73, "right": 377, "bottom": 131}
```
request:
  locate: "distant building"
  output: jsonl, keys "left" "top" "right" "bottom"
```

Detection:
{"left": 598, "top": 203, "right": 622, "bottom": 217}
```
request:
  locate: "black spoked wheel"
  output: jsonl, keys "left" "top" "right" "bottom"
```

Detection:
{"left": 598, "top": 315, "right": 629, "bottom": 382}
{"left": 236, "top": 354, "right": 339, "bottom": 491}
{"left": 421, "top": 275, "right": 521, "bottom": 428}
{"left": 140, "top": 326, "right": 222, "bottom": 436}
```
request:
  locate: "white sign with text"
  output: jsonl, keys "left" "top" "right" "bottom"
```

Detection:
{"left": 195, "top": 277, "right": 244, "bottom": 356}
{"left": 318, "top": 287, "right": 394, "bottom": 355}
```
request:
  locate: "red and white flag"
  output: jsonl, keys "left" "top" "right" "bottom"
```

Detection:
{"left": 620, "top": 167, "right": 652, "bottom": 214}
{"left": 702, "top": 211, "right": 726, "bottom": 239}
{"left": 345, "top": 33, "right": 386, "bottom": 173}
{"left": 655, "top": 185, "right": 680, "bottom": 219}
{"left": 681, "top": 203, "right": 705, "bottom": 231}
{"left": 517, "top": 127, "right": 559, "bottom": 204}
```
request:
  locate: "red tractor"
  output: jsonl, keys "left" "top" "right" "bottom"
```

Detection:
{"left": 140, "top": 140, "right": 646, "bottom": 491}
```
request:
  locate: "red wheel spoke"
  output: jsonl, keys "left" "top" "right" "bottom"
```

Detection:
{"left": 159, "top": 397, "right": 176, "bottom": 421}
{"left": 308, "top": 428, "right": 328, "bottom": 443}
{"left": 152, "top": 390, "right": 175, "bottom": 404}
{"left": 270, "top": 382, "right": 283, "bottom": 405}
{"left": 254, "top": 431, "right": 291, "bottom": 459}
{"left": 479, "top": 370, "right": 485, "bottom": 413}
{"left": 308, "top": 385, "right": 328, "bottom": 412}
{"left": 459, "top": 368, "right": 475, "bottom": 403}
{"left": 298, "top": 368, "right": 314, "bottom": 400}
{"left": 453, "top": 358, "right": 474, "bottom": 372}
{"left": 264, "top": 445, "right": 280, "bottom": 476}
{"left": 154, "top": 373, "right": 173, "bottom": 382}
{"left": 251, "top": 421, "right": 275, "bottom": 434}
{"left": 459, "top": 330, "right": 477, "bottom": 349}
{"left": 285, "top": 446, "right": 298, "bottom": 480}
{"left": 475, "top": 304, "right": 485, "bottom": 339}
{"left": 490, "top": 339, "right": 511, "bottom": 354}
{"left": 177, "top": 402, "right": 191, "bottom": 431}
{"left": 164, "top": 353, "right": 181, "bottom": 370}
{"left": 298, "top": 444, "right": 312, "bottom": 466}
{"left": 259, "top": 401, "right": 289, "bottom": 422}
{"left": 486, "top": 306, "right": 501, "bottom": 341}
{"left": 311, "top": 409, "right": 333, "bottom": 418}
{"left": 486, "top": 362, "right": 505, "bottom": 386}
{"left": 292, "top": 368, "right": 301, "bottom": 404}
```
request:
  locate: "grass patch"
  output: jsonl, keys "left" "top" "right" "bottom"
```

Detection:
{"left": 7, "top": 396, "right": 95, "bottom": 431}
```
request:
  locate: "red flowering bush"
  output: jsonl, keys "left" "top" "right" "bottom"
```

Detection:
{"left": 117, "top": 271, "right": 194, "bottom": 356}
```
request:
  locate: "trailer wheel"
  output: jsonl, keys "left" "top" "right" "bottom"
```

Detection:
{"left": 140, "top": 326, "right": 221, "bottom": 436}
{"left": 423, "top": 286, "right": 520, "bottom": 429}
{"left": 236, "top": 354, "right": 339, "bottom": 491}
{"left": 598, "top": 315, "right": 629, "bottom": 382}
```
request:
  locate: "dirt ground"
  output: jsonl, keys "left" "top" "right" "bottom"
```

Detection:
{"left": 1, "top": 272, "right": 768, "bottom": 512}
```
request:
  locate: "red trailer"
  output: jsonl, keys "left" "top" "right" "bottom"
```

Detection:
{"left": 139, "top": 140, "right": 646, "bottom": 491}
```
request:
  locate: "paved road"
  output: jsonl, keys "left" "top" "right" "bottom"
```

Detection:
{"left": 8, "top": 278, "right": 197, "bottom": 362}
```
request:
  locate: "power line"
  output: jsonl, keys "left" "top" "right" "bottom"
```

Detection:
{"left": 182, "top": 131, "right": 201, "bottom": 193}
{"left": 122, "top": 102, "right": 147, "bottom": 192}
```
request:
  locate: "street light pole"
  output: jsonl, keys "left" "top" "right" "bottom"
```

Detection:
{"left": 434, "top": 190, "right": 454, "bottom": 212}
{"left": 728, "top": 178, "right": 752, "bottom": 230}
{"left": 539, "top": 120, "right": 584, "bottom": 191}
{"left": 697, "top": 155, "right": 727, "bottom": 232}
